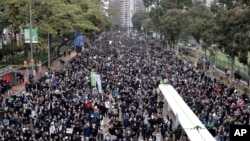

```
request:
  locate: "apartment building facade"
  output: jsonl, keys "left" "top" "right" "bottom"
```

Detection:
{"left": 110, "top": 0, "right": 145, "bottom": 28}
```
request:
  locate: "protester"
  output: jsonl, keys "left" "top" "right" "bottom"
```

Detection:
{"left": 0, "top": 31, "right": 249, "bottom": 141}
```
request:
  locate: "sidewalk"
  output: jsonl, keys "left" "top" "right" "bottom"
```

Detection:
{"left": 3, "top": 50, "right": 77, "bottom": 99}
{"left": 183, "top": 54, "right": 249, "bottom": 91}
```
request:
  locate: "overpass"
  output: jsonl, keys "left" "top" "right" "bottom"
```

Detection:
{"left": 159, "top": 84, "right": 216, "bottom": 141}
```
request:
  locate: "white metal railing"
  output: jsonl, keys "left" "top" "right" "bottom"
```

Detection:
{"left": 0, "top": 66, "right": 20, "bottom": 76}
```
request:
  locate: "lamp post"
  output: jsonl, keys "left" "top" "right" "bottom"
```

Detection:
{"left": 30, "top": 0, "right": 50, "bottom": 70}
{"left": 48, "top": 33, "right": 50, "bottom": 68}
{"left": 29, "top": 2, "right": 33, "bottom": 65}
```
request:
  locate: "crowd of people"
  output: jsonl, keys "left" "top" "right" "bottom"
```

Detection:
{"left": 0, "top": 31, "right": 249, "bottom": 141}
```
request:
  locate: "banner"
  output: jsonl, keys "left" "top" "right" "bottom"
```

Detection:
{"left": 95, "top": 74, "right": 103, "bottom": 93}
{"left": 74, "top": 32, "right": 84, "bottom": 47}
{"left": 66, "top": 128, "right": 73, "bottom": 134}
{"left": 90, "top": 71, "right": 96, "bottom": 87}
{"left": 24, "top": 28, "right": 38, "bottom": 43}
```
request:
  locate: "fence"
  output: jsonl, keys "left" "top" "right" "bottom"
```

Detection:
{"left": 0, "top": 66, "right": 21, "bottom": 77}
{"left": 215, "top": 58, "right": 249, "bottom": 81}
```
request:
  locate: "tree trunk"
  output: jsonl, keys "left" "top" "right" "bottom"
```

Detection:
{"left": 166, "top": 40, "right": 170, "bottom": 51}
{"left": 194, "top": 41, "right": 200, "bottom": 67}
{"left": 230, "top": 55, "right": 235, "bottom": 79}
{"left": 248, "top": 64, "right": 250, "bottom": 87}
{"left": 204, "top": 48, "right": 207, "bottom": 71}
{"left": 210, "top": 50, "right": 216, "bottom": 78}
{"left": 176, "top": 43, "right": 179, "bottom": 56}
{"left": 172, "top": 44, "right": 175, "bottom": 53}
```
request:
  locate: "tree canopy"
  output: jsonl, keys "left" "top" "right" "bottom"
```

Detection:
{"left": 0, "top": 0, "right": 112, "bottom": 51}
{"left": 140, "top": 0, "right": 250, "bottom": 78}
{"left": 132, "top": 12, "right": 149, "bottom": 30}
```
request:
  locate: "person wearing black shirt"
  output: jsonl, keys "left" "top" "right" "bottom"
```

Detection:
{"left": 89, "top": 135, "right": 97, "bottom": 141}
{"left": 108, "top": 124, "right": 115, "bottom": 136}
{"left": 158, "top": 100, "right": 164, "bottom": 114}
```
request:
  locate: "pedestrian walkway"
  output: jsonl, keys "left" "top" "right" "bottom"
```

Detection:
{"left": 3, "top": 50, "right": 77, "bottom": 99}
{"left": 182, "top": 54, "right": 249, "bottom": 92}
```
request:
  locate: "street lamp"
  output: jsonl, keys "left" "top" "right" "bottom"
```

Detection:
{"left": 48, "top": 33, "right": 50, "bottom": 68}
{"left": 29, "top": 0, "right": 50, "bottom": 70}
{"left": 29, "top": 2, "right": 33, "bottom": 61}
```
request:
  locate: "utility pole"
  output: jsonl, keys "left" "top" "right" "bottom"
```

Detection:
{"left": 29, "top": 2, "right": 34, "bottom": 76}
{"left": 29, "top": 2, "right": 33, "bottom": 62}
{"left": 48, "top": 33, "right": 50, "bottom": 68}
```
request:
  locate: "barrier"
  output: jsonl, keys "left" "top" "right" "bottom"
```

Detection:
{"left": 159, "top": 84, "right": 215, "bottom": 141}
{"left": 0, "top": 66, "right": 20, "bottom": 77}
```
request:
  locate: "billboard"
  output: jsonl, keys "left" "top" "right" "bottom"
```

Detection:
{"left": 24, "top": 28, "right": 38, "bottom": 43}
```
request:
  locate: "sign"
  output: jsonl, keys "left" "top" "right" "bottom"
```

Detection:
{"left": 95, "top": 74, "right": 103, "bottom": 93}
{"left": 66, "top": 128, "right": 73, "bottom": 134}
{"left": 24, "top": 28, "right": 38, "bottom": 43}
{"left": 90, "top": 71, "right": 96, "bottom": 87}
{"left": 24, "top": 61, "right": 28, "bottom": 67}
{"left": 230, "top": 125, "right": 250, "bottom": 141}
{"left": 2, "top": 74, "right": 11, "bottom": 83}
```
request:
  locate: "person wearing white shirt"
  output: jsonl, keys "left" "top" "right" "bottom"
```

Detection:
{"left": 50, "top": 122, "right": 56, "bottom": 138}
{"left": 155, "top": 131, "right": 163, "bottom": 141}
{"left": 143, "top": 111, "right": 149, "bottom": 130}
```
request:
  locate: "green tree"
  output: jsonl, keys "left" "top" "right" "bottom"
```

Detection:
{"left": 188, "top": 4, "right": 212, "bottom": 47}
{"left": 216, "top": 6, "right": 247, "bottom": 78}
{"left": 0, "top": 2, "right": 5, "bottom": 32}
{"left": 142, "top": 18, "right": 154, "bottom": 32}
{"left": 0, "top": 0, "right": 108, "bottom": 61}
{"left": 188, "top": 4, "right": 217, "bottom": 70}
{"left": 142, "top": 0, "right": 191, "bottom": 41}
{"left": 132, "top": 12, "right": 149, "bottom": 30}
{"left": 160, "top": 9, "right": 188, "bottom": 56}
{"left": 237, "top": 6, "right": 250, "bottom": 81}
{"left": 143, "top": 0, "right": 192, "bottom": 9}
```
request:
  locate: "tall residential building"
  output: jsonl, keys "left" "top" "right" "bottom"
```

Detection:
{"left": 205, "top": 0, "right": 214, "bottom": 6}
{"left": 100, "top": 0, "right": 110, "bottom": 17}
{"left": 120, "top": 0, "right": 131, "bottom": 28}
{"left": 109, "top": 0, "right": 121, "bottom": 26}
{"left": 110, "top": 0, "right": 145, "bottom": 28}
{"left": 192, "top": 0, "right": 214, "bottom": 6}
{"left": 135, "top": 0, "right": 145, "bottom": 13}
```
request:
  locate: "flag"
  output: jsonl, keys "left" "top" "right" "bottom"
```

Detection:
{"left": 51, "top": 76, "right": 57, "bottom": 88}
{"left": 74, "top": 32, "right": 84, "bottom": 47}
{"left": 95, "top": 74, "right": 103, "bottom": 93}
{"left": 90, "top": 71, "right": 96, "bottom": 87}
